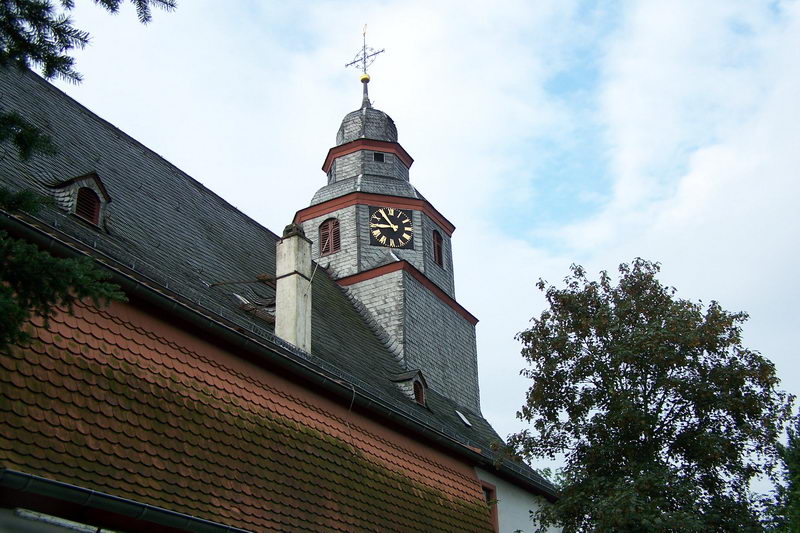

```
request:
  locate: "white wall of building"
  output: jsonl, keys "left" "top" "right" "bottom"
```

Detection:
{"left": 476, "top": 468, "right": 561, "bottom": 533}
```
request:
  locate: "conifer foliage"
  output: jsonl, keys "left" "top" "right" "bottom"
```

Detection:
{"left": 510, "top": 259, "right": 793, "bottom": 532}
{"left": 1, "top": 1, "right": 171, "bottom": 349}
{"left": 0, "top": 190, "right": 125, "bottom": 351}
{"left": 0, "top": 0, "right": 175, "bottom": 155}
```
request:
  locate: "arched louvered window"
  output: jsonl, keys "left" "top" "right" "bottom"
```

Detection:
{"left": 319, "top": 218, "right": 340, "bottom": 256}
{"left": 413, "top": 381, "right": 425, "bottom": 406}
{"left": 75, "top": 187, "right": 101, "bottom": 225}
{"left": 432, "top": 230, "right": 443, "bottom": 267}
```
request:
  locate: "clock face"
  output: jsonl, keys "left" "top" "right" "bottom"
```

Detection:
{"left": 369, "top": 207, "right": 414, "bottom": 249}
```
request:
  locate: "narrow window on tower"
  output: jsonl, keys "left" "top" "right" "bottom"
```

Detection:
{"left": 319, "top": 218, "right": 340, "bottom": 256}
{"left": 373, "top": 152, "right": 385, "bottom": 163}
{"left": 75, "top": 187, "right": 101, "bottom": 225}
{"left": 432, "top": 230, "right": 443, "bottom": 267}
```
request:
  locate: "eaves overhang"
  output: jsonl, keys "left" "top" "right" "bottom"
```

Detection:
{"left": 0, "top": 209, "right": 557, "bottom": 502}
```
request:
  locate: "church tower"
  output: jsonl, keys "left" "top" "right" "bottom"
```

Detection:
{"left": 294, "top": 73, "right": 481, "bottom": 412}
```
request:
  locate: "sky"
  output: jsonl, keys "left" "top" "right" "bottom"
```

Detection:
{"left": 51, "top": 0, "right": 800, "bottom": 459}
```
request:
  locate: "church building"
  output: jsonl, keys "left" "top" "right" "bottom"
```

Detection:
{"left": 0, "top": 64, "right": 557, "bottom": 532}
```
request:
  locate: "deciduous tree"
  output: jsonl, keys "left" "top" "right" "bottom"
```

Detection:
{"left": 509, "top": 259, "right": 793, "bottom": 532}
{"left": 771, "top": 414, "right": 800, "bottom": 531}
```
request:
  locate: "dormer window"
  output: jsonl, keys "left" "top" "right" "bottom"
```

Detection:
{"left": 75, "top": 187, "right": 101, "bottom": 224}
{"left": 390, "top": 370, "right": 428, "bottom": 407}
{"left": 48, "top": 172, "right": 110, "bottom": 229}
{"left": 432, "top": 230, "right": 443, "bottom": 267}
{"left": 373, "top": 152, "right": 385, "bottom": 163}
{"left": 319, "top": 218, "right": 340, "bottom": 256}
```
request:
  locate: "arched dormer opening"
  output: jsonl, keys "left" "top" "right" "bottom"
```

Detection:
{"left": 390, "top": 370, "right": 428, "bottom": 408}
{"left": 319, "top": 218, "right": 340, "bottom": 256}
{"left": 75, "top": 187, "right": 101, "bottom": 225}
{"left": 413, "top": 381, "right": 425, "bottom": 406}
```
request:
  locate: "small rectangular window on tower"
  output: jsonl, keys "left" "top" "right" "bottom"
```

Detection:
{"left": 373, "top": 152, "right": 385, "bottom": 163}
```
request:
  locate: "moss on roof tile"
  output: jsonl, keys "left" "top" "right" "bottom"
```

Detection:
{"left": 0, "top": 310, "right": 493, "bottom": 532}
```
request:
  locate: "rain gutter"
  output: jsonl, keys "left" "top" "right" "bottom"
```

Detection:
{"left": 0, "top": 469, "right": 250, "bottom": 533}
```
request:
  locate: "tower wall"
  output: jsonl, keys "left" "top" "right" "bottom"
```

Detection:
{"left": 403, "top": 271, "right": 480, "bottom": 412}
{"left": 329, "top": 150, "right": 409, "bottom": 184}
{"left": 419, "top": 213, "right": 455, "bottom": 297}
{"left": 345, "top": 270, "right": 406, "bottom": 362}
{"left": 299, "top": 205, "right": 359, "bottom": 277}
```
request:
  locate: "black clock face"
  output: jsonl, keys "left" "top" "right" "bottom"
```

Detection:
{"left": 369, "top": 207, "right": 414, "bottom": 249}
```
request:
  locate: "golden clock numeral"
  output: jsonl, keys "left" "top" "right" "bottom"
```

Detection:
{"left": 372, "top": 229, "right": 381, "bottom": 237}
{"left": 388, "top": 208, "right": 394, "bottom": 216}
{"left": 389, "top": 239, "right": 395, "bottom": 247}
{"left": 379, "top": 235, "right": 387, "bottom": 245}
{"left": 402, "top": 233, "right": 411, "bottom": 241}
{"left": 402, "top": 218, "right": 410, "bottom": 224}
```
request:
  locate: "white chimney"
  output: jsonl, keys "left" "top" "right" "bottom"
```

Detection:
{"left": 275, "top": 224, "right": 312, "bottom": 352}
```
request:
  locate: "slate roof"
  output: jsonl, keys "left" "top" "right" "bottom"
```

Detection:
{"left": 0, "top": 67, "right": 554, "bottom": 529}
{"left": 310, "top": 175, "right": 424, "bottom": 205}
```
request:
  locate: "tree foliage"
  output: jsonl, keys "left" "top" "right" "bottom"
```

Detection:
{"left": 0, "top": 1, "right": 167, "bottom": 348}
{"left": 0, "top": 189, "right": 125, "bottom": 351}
{"left": 1, "top": 0, "right": 176, "bottom": 81}
{"left": 0, "top": 110, "right": 56, "bottom": 160}
{"left": 771, "top": 415, "right": 800, "bottom": 531}
{"left": 509, "top": 259, "right": 793, "bottom": 532}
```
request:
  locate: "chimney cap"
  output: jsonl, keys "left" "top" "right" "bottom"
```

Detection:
{"left": 282, "top": 223, "right": 306, "bottom": 239}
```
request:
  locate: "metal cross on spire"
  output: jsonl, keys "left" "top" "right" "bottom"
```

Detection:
{"left": 345, "top": 25, "right": 385, "bottom": 78}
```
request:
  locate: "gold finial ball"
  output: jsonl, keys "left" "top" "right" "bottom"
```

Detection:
{"left": 360, "top": 73, "right": 371, "bottom": 83}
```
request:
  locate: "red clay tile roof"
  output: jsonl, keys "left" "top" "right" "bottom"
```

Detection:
{"left": 0, "top": 301, "right": 493, "bottom": 532}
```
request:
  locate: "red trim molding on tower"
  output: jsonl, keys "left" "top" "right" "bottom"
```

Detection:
{"left": 337, "top": 260, "right": 478, "bottom": 325}
{"left": 294, "top": 192, "right": 456, "bottom": 236}
{"left": 322, "top": 139, "right": 414, "bottom": 173}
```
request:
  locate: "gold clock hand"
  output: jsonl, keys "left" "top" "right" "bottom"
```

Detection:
{"left": 380, "top": 211, "right": 398, "bottom": 231}
{"left": 371, "top": 223, "right": 397, "bottom": 229}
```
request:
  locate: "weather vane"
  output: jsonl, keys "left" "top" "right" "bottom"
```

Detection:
{"left": 345, "top": 25, "right": 385, "bottom": 80}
